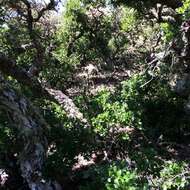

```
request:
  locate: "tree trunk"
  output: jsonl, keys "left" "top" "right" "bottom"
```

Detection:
{"left": 0, "top": 74, "right": 61, "bottom": 190}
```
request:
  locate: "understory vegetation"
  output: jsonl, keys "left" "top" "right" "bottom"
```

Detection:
{"left": 1, "top": 0, "right": 190, "bottom": 189}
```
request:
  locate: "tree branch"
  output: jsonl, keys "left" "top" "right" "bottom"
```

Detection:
{"left": 34, "top": 0, "right": 58, "bottom": 22}
{"left": 0, "top": 54, "right": 88, "bottom": 125}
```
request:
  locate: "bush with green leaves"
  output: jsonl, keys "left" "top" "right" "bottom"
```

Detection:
{"left": 88, "top": 73, "right": 187, "bottom": 141}
{"left": 153, "top": 161, "right": 190, "bottom": 190}
{"left": 79, "top": 161, "right": 148, "bottom": 190}
{"left": 36, "top": 71, "right": 190, "bottom": 185}
{"left": 105, "top": 163, "right": 148, "bottom": 190}
{"left": 160, "top": 22, "right": 179, "bottom": 42}
{"left": 177, "top": 0, "right": 190, "bottom": 20}
{"left": 37, "top": 101, "right": 94, "bottom": 179}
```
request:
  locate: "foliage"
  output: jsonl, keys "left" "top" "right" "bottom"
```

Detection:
{"left": 120, "top": 7, "right": 137, "bottom": 32}
{"left": 153, "top": 161, "right": 190, "bottom": 189}
{"left": 176, "top": 0, "right": 190, "bottom": 20}
{"left": 39, "top": 101, "right": 94, "bottom": 178}
{"left": 1, "top": 0, "right": 190, "bottom": 189}
{"left": 160, "top": 22, "right": 178, "bottom": 42}
{"left": 79, "top": 162, "right": 148, "bottom": 190}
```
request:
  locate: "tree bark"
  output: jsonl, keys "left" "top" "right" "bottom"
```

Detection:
{"left": 0, "top": 74, "right": 61, "bottom": 190}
